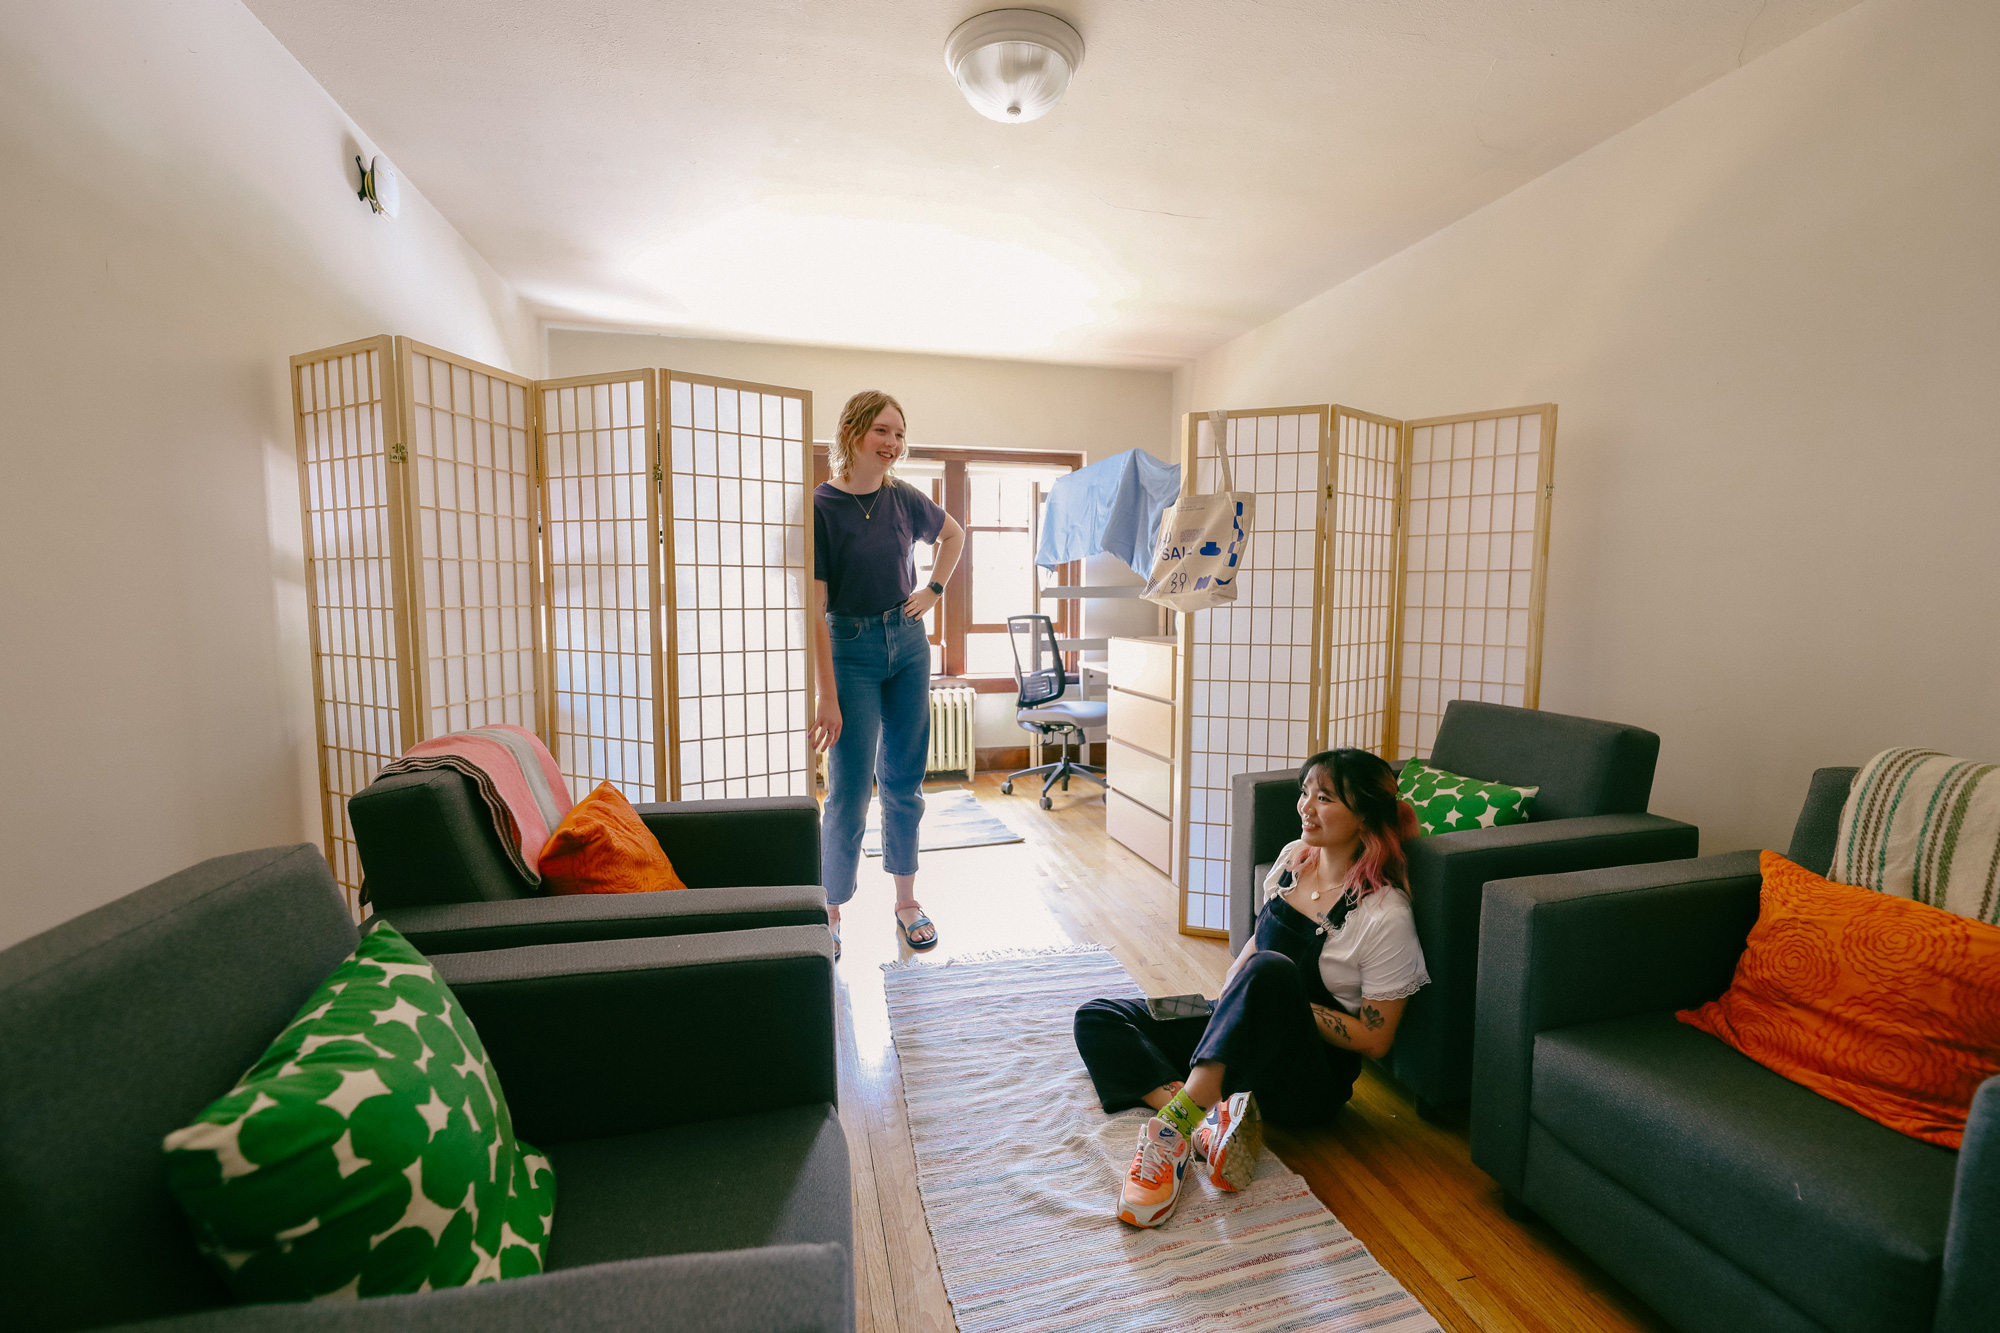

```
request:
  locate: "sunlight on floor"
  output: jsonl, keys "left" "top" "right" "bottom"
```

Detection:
{"left": 835, "top": 780, "right": 1079, "bottom": 1071}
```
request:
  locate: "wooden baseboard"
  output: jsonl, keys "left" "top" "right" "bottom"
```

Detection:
{"left": 974, "top": 743, "right": 1105, "bottom": 773}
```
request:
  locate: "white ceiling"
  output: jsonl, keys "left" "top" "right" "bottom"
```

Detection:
{"left": 249, "top": 0, "right": 1861, "bottom": 368}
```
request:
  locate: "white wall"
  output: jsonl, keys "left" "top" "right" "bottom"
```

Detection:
{"left": 1185, "top": 0, "right": 2000, "bottom": 853}
{"left": 549, "top": 329, "right": 1176, "bottom": 746}
{"left": 547, "top": 329, "right": 1175, "bottom": 464}
{"left": 0, "top": 1, "right": 538, "bottom": 947}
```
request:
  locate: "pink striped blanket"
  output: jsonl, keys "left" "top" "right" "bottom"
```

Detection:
{"left": 378, "top": 724, "right": 573, "bottom": 885}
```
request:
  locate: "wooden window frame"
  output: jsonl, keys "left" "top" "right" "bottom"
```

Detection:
{"left": 812, "top": 442, "right": 1084, "bottom": 694}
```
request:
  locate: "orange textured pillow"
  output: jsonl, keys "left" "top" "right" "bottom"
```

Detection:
{"left": 537, "top": 782, "right": 690, "bottom": 896}
{"left": 1678, "top": 849, "right": 2000, "bottom": 1148}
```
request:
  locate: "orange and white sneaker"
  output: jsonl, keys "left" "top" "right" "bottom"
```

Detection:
{"left": 1194, "top": 1091, "right": 1263, "bottom": 1192}
{"left": 1116, "top": 1116, "right": 1192, "bottom": 1228}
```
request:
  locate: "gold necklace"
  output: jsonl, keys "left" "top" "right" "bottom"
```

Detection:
{"left": 851, "top": 484, "right": 885, "bottom": 521}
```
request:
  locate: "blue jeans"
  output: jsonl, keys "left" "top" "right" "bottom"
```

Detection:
{"left": 823, "top": 609, "right": 931, "bottom": 907}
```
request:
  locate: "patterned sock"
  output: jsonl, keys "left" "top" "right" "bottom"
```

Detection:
{"left": 1157, "top": 1088, "right": 1205, "bottom": 1138}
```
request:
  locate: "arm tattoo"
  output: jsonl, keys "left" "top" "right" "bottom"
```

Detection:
{"left": 1361, "top": 1004, "right": 1385, "bottom": 1031}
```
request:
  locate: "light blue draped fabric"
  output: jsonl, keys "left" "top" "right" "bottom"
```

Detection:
{"left": 1034, "top": 448, "right": 1182, "bottom": 575}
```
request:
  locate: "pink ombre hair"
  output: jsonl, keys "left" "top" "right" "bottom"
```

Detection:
{"left": 1297, "top": 749, "right": 1418, "bottom": 900}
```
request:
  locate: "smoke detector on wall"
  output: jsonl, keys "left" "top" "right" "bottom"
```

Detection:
{"left": 355, "top": 154, "right": 400, "bottom": 218}
{"left": 944, "top": 9, "right": 1084, "bottom": 124}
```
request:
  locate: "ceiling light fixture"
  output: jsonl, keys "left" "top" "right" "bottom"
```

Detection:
{"left": 944, "top": 9, "right": 1084, "bottom": 124}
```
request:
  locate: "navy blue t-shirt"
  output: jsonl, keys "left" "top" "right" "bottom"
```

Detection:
{"left": 813, "top": 479, "right": 947, "bottom": 616}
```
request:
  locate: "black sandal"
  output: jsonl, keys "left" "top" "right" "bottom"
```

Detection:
{"left": 896, "top": 905, "right": 938, "bottom": 951}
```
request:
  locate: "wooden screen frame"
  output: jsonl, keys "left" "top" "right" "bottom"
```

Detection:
{"left": 1173, "top": 404, "right": 1334, "bottom": 938}
{"left": 535, "top": 368, "right": 666, "bottom": 797}
{"left": 1381, "top": 404, "right": 1557, "bottom": 759}
{"left": 660, "top": 370, "right": 815, "bottom": 801}
{"left": 291, "top": 335, "right": 407, "bottom": 904}
{"left": 396, "top": 339, "right": 545, "bottom": 744}
{"left": 1322, "top": 405, "right": 1409, "bottom": 755}
{"left": 1162, "top": 399, "right": 1557, "bottom": 937}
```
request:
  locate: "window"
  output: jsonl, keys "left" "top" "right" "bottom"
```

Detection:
{"left": 814, "top": 444, "right": 1082, "bottom": 692}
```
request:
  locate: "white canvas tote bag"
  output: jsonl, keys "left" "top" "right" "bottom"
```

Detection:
{"left": 1142, "top": 412, "right": 1257, "bottom": 613}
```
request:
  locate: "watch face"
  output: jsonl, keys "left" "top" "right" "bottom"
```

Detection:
{"left": 928, "top": 581, "right": 944, "bottom": 595}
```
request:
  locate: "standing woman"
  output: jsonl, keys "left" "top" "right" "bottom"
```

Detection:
{"left": 1073, "top": 749, "right": 1427, "bottom": 1228}
{"left": 809, "top": 391, "right": 965, "bottom": 958}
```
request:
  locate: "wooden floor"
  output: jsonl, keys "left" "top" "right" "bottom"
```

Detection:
{"left": 834, "top": 774, "right": 1674, "bottom": 1333}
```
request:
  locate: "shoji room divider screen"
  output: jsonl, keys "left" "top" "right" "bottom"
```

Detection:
{"left": 292, "top": 337, "right": 812, "bottom": 903}
{"left": 1173, "top": 402, "right": 1556, "bottom": 936}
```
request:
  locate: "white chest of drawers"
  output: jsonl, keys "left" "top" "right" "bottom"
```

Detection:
{"left": 1103, "top": 636, "right": 1178, "bottom": 877}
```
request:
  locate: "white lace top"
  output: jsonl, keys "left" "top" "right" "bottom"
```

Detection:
{"left": 1261, "top": 839, "right": 1430, "bottom": 1015}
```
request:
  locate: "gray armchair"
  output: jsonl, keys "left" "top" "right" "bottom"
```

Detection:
{"left": 0, "top": 844, "right": 851, "bottom": 1333}
{"left": 1229, "top": 699, "right": 1699, "bottom": 1116}
{"left": 1471, "top": 767, "right": 1997, "bottom": 1333}
{"left": 350, "top": 768, "right": 826, "bottom": 953}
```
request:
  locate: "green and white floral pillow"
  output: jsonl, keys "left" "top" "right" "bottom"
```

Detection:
{"left": 1399, "top": 757, "right": 1539, "bottom": 835}
{"left": 163, "top": 920, "right": 555, "bottom": 1303}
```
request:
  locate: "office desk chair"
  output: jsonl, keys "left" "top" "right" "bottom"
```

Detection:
{"left": 999, "top": 614, "right": 1106, "bottom": 809}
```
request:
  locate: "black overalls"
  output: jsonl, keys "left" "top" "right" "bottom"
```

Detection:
{"left": 1073, "top": 882, "right": 1365, "bottom": 1127}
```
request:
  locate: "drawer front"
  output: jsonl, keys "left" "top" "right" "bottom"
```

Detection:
{"left": 1108, "top": 688, "right": 1175, "bottom": 759}
{"left": 1107, "top": 739, "right": 1173, "bottom": 818}
{"left": 1106, "top": 790, "right": 1173, "bottom": 876}
{"left": 1110, "top": 637, "right": 1177, "bottom": 701}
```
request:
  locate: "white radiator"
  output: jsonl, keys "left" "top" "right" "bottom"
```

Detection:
{"left": 927, "top": 685, "right": 978, "bottom": 782}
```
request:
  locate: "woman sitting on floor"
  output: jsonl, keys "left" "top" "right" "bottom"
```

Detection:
{"left": 1073, "top": 748, "right": 1429, "bottom": 1228}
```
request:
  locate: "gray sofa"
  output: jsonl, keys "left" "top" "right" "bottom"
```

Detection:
{"left": 0, "top": 844, "right": 851, "bottom": 1333}
{"left": 350, "top": 768, "right": 827, "bottom": 952}
{"left": 1472, "top": 767, "right": 1999, "bottom": 1333}
{"left": 1230, "top": 699, "right": 1699, "bottom": 1115}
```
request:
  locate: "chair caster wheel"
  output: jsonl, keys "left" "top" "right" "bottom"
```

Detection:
{"left": 1040, "top": 796, "right": 1052, "bottom": 810}
{"left": 1000, "top": 781, "right": 1013, "bottom": 795}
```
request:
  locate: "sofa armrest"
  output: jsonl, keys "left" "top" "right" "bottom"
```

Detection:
{"left": 1468, "top": 850, "right": 1762, "bottom": 1195}
{"left": 634, "top": 796, "right": 820, "bottom": 890}
{"left": 1229, "top": 769, "right": 1304, "bottom": 951}
{"left": 123, "top": 1243, "right": 853, "bottom": 1333}
{"left": 1938, "top": 1076, "right": 2000, "bottom": 1333}
{"left": 433, "top": 926, "right": 836, "bottom": 1146}
{"left": 1382, "top": 813, "right": 1701, "bottom": 1106}
{"left": 376, "top": 885, "right": 827, "bottom": 953}
{"left": 1403, "top": 813, "right": 1702, "bottom": 1011}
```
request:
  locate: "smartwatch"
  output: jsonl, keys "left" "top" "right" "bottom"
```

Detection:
{"left": 927, "top": 581, "right": 945, "bottom": 596}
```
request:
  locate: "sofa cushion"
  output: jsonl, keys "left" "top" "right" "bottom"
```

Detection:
{"left": 1533, "top": 1012, "right": 1957, "bottom": 1333}
{"left": 163, "top": 921, "right": 556, "bottom": 1302}
{"left": 543, "top": 1103, "right": 850, "bottom": 1270}
{"left": 1679, "top": 851, "right": 2000, "bottom": 1148}
{"left": 1398, "top": 757, "right": 1537, "bottom": 835}
{"left": 540, "top": 782, "right": 690, "bottom": 896}
{"left": 0, "top": 846, "right": 358, "bottom": 1332}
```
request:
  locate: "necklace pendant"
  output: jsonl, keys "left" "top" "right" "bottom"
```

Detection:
{"left": 1309, "top": 890, "right": 1321, "bottom": 900}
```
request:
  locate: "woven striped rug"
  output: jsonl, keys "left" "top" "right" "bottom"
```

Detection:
{"left": 881, "top": 946, "right": 1441, "bottom": 1333}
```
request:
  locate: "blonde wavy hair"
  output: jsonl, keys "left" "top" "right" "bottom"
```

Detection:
{"left": 829, "top": 390, "right": 907, "bottom": 481}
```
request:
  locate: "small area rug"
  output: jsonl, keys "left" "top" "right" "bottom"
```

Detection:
{"left": 881, "top": 946, "right": 1441, "bottom": 1333}
{"left": 863, "top": 788, "right": 1022, "bottom": 856}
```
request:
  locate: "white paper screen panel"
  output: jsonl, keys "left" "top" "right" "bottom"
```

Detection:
{"left": 1391, "top": 409, "right": 1554, "bottom": 760}
{"left": 1179, "top": 410, "right": 1328, "bottom": 936}
{"left": 404, "top": 347, "right": 541, "bottom": 744}
{"left": 540, "top": 374, "right": 663, "bottom": 800}
{"left": 293, "top": 340, "right": 404, "bottom": 904}
{"left": 1324, "top": 409, "right": 1403, "bottom": 753}
{"left": 664, "top": 374, "right": 812, "bottom": 800}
